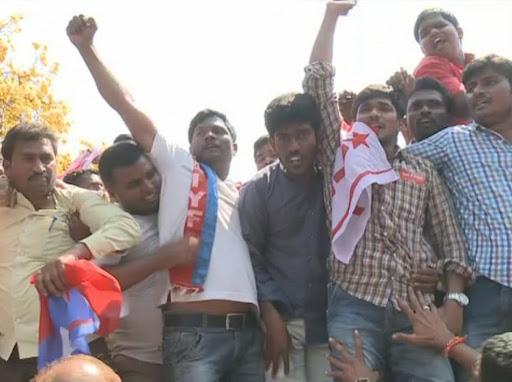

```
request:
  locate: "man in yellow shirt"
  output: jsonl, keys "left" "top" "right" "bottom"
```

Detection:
{"left": 0, "top": 123, "right": 140, "bottom": 382}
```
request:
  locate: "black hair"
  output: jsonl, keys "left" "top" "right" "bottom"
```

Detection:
{"left": 253, "top": 135, "right": 271, "bottom": 159}
{"left": 113, "top": 134, "right": 134, "bottom": 144}
{"left": 63, "top": 169, "right": 99, "bottom": 187}
{"left": 480, "top": 332, "right": 512, "bottom": 382}
{"left": 1, "top": 123, "right": 58, "bottom": 161}
{"left": 409, "top": 76, "right": 453, "bottom": 113}
{"left": 264, "top": 93, "right": 321, "bottom": 136}
{"left": 414, "top": 8, "right": 460, "bottom": 42}
{"left": 98, "top": 141, "right": 145, "bottom": 185}
{"left": 188, "top": 109, "right": 236, "bottom": 143}
{"left": 463, "top": 54, "right": 512, "bottom": 90}
{"left": 353, "top": 85, "right": 404, "bottom": 119}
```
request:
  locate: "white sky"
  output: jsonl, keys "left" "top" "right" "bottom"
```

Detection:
{"left": 3, "top": 0, "right": 512, "bottom": 181}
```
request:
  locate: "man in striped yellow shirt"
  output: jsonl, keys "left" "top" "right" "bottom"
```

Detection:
{"left": 0, "top": 123, "right": 140, "bottom": 382}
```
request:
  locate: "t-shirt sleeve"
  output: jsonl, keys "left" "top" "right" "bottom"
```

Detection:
{"left": 414, "top": 56, "right": 465, "bottom": 95}
{"left": 149, "top": 133, "right": 193, "bottom": 174}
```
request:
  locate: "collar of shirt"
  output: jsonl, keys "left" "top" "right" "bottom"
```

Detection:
{"left": 473, "top": 122, "right": 511, "bottom": 142}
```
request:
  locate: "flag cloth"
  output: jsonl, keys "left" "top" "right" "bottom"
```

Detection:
{"left": 331, "top": 122, "right": 399, "bottom": 264}
{"left": 169, "top": 162, "right": 219, "bottom": 293}
{"left": 33, "top": 260, "right": 122, "bottom": 370}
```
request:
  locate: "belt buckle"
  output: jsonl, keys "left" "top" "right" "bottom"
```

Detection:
{"left": 225, "top": 313, "right": 244, "bottom": 330}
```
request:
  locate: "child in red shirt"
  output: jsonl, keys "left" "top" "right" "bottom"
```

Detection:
{"left": 413, "top": 8, "right": 473, "bottom": 124}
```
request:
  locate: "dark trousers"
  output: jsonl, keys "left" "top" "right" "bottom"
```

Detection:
{"left": 0, "top": 346, "right": 37, "bottom": 382}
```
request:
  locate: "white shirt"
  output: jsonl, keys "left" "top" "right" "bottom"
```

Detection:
{"left": 104, "top": 214, "right": 167, "bottom": 364}
{"left": 150, "top": 133, "right": 257, "bottom": 307}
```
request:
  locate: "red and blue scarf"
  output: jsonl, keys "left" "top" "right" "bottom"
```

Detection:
{"left": 169, "top": 162, "right": 219, "bottom": 293}
{"left": 33, "top": 260, "right": 122, "bottom": 370}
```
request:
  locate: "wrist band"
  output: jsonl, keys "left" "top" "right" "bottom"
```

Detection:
{"left": 443, "top": 336, "right": 465, "bottom": 357}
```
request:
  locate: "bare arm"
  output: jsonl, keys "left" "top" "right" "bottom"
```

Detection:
{"left": 309, "top": 1, "right": 355, "bottom": 64}
{"left": 105, "top": 237, "right": 198, "bottom": 290}
{"left": 67, "top": 15, "right": 156, "bottom": 151}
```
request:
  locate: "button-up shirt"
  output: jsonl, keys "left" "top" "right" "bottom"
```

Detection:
{"left": 238, "top": 163, "right": 329, "bottom": 344}
{"left": 303, "top": 62, "right": 471, "bottom": 307}
{"left": 0, "top": 187, "right": 140, "bottom": 360}
{"left": 406, "top": 124, "right": 512, "bottom": 287}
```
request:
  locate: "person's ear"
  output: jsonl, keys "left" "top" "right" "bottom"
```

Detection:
{"left": 231, "top": 142, "right": 238, "bottom": 156}
{"left": 3, "top": 160, "right": 12, "bottom": 177}
{"left": 457, "top": 26, "right": 464, "bottom": 41}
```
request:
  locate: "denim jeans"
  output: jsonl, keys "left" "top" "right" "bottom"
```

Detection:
{"left": 163, "top": 324, "right": 265, "bottom": 382}
{"left": 455, "top": 276, "right": 512, "bottom": 382}
{"left": 327, "top": 283, "right": 455, "bottom": 382}
{"left": 266, "top": 319, "right": 330, "bottom": 382}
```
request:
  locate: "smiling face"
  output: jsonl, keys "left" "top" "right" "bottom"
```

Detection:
{"left": 271, "top": 121, "right": 317, "bottom": 178}
{"left": 407, "top": 89, "right": 450, "bottom": 141}
{"left": 466, "top": 68, "right": 512, "bottom": 129}
{"left": 418, "top": 15, "right": 463, "bottom": 62}
{"left": 355, "top": 97, "right": 400, "bottom": 146}
{"left": 107, "top": 155, "right": 161, "bottom": 215}
{"left": 3, "top": 138, "right": 57, "bottom": 202}
{"left": 189, "top": 116, "right": 237, "bottom": 173}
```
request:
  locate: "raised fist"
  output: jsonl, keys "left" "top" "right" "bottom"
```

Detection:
{"left": 66, "top": 15, "right": 97, "bottom": 48}
{"left": 326, "top": 0, "right": 357, "bottom": 17}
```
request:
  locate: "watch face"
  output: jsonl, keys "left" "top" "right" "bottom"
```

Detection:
{"left": 459, "top": 294, "right": 469, "bottom": 305}
{"left": 448, "top": 293, "right": 469, "bottom": 306}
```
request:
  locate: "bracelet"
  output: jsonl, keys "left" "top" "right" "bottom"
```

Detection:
{"left": 443, "top": 336, "right": 465, "bottom": 357}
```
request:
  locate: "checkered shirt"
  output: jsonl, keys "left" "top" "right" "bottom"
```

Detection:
{"left": 303, "top": 62, "right": 471, "bottom": 306}
{"left": 407, "top": 124, "right": 512, "bottom": 287}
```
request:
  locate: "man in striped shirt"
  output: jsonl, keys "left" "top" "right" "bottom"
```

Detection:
{"left": 303, "top": 2, "right": 472, "bottom": 381}
{"left": 407, "top": 54, "right": 512, "bottom": 382}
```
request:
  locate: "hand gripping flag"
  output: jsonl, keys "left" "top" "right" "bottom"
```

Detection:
{"left": 169, "top": 162, "right": 219, "bottom": 293}
{"left": 331, "top": 122, "right": 399, "bottom": 264}
{"left": 32, "top": 260, "right": 122, "bottom": 370}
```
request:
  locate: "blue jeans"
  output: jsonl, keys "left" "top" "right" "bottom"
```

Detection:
{"left": 163, "top": 325, "right": 265, "bottom": 382}
{"left": 327, "top": 283, "right": 455, "bottom": 382}
{"left": 455, "top": 276, "right": 512, "bottom": 382}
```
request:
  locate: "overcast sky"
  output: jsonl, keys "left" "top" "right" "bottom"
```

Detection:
{"left": 3, "top": 0, "right": 512, "bottom": 180}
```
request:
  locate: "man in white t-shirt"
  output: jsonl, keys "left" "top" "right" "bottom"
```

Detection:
{"left": 68, "top": 15, "right": 264, "bottom": 382}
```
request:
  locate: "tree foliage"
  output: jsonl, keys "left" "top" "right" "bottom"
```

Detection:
{"left": 0, "top": 15, "right": 71, "bottom": 172}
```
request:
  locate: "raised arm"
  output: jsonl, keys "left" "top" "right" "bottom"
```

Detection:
{"left": 303, "top": 1, "right": 355, "bottom": 177}
{"left": 67, "top": 15, "right": 156, "bottom": 152}
{"left": 309, "top": 1, "right": 355, "bottom": 64}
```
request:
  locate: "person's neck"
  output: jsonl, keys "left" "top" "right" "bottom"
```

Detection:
{"left": 453, "top": 50, "right": 465, "bottom": 66}
{"left": 26, "top": 190, "right": 55, "bottom": 210}
{"left": 285, "top": 167, "right": 315, "bottom": 183}
{"left": 486, "top": 115, "right": 512, "bottom": 142}
{"left": 211, "top": 162, "right": 230, "bottom": 181}
{"left": 381, "top": 140, "right": 398, "bottom": 164}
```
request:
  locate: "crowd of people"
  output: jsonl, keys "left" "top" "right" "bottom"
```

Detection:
{"left": 1, "top": 1, "right": 511, "bottom": 381}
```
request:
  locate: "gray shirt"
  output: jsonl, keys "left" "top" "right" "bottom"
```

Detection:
{"left": 238, "top": 162, "right": 329, "bottom": 344}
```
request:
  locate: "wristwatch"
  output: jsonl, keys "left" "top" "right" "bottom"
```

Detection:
{"left": 444, "top": 292, "right": 469, "bottom": 307}
{"left": 354, "top": 379, "right": 370, "bottom": 382}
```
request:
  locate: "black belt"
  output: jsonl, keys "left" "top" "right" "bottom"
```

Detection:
{"left": 164, "top": 312, "right": 259, "bottom": 330}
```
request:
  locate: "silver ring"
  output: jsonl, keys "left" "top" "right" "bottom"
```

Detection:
{"left": 423, "top": 305, "right": 431, "bottom": 311}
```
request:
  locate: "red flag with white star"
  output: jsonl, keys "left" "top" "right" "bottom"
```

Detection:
{"left": 331, "top": 122, "right": 398, "bottom": 263}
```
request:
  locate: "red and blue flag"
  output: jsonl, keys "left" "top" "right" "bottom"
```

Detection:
{"left": 33, "top": 260, "right": 122, "bottom": 370}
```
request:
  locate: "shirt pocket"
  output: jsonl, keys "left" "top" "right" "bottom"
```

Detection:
{"left": 392, "top": 173, "right": 427, "bottom": 226}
